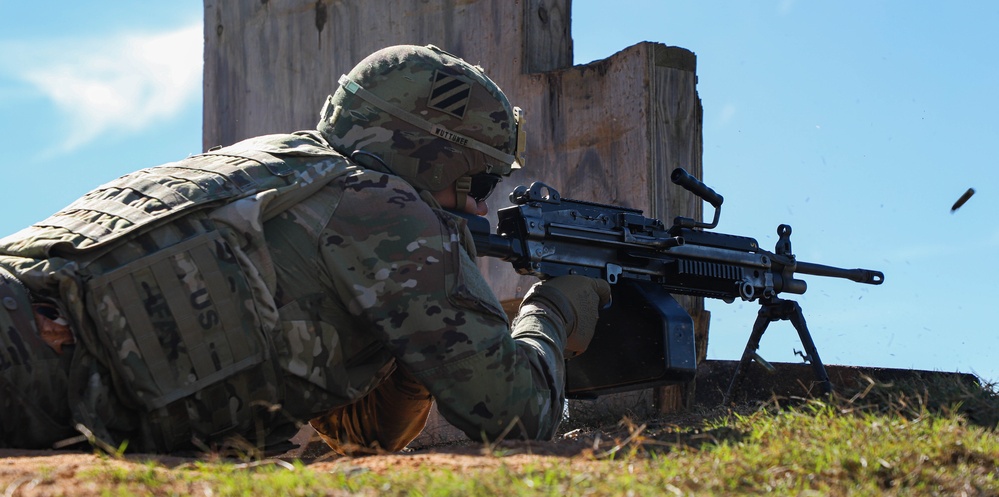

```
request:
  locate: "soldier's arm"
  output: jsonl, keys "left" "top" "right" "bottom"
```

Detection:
{"left": 322, "top": 177, "right": 568, "bottom": 441}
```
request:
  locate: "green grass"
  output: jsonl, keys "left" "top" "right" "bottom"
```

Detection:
{"left": 76, "top": 375, "right": 999, "bottom": 496}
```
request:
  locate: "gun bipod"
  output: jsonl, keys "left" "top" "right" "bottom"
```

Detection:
{"left": 723, "top": 297, "right": 833, "bottom": 404}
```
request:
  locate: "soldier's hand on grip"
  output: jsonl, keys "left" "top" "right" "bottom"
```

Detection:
{"left": 521, "top": 275, "right": 612, "bottom": 358}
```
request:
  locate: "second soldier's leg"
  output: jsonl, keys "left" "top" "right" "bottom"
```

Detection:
{"left": 0, "top": 281, "right": 77, "bottom": 449}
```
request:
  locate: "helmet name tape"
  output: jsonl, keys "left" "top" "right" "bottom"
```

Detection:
{"left": 338, "top": 75, "right": 516, "bottom": 168}
{"left": 432, "top": 126, "right": 468, "bottom": 147}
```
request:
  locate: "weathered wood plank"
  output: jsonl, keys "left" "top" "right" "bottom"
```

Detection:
{"left": 203, "top": 0, "right": 573, "bottom": 150}
{"left": 644, "top": 44, "right": 706, "bottom": 411}
{"left": 523, "top": 0, "right": 573, "bottom": 73}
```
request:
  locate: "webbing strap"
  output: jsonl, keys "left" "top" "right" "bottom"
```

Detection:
{"left": 201, "top": 148, "right": 294, "bottom": 177}
{"left": 126, "top": 171, "right": 195, "bottom": 207}
{"left": 149, "top": 356, "right": 263, "bottom": 411}
{"left": 147, "top": 258, "right": 217, "bottom": 381}
{"left": 156, "top": 160, "right": 257, "bottom": 194}
{"left": 61, "top": 198, "right": 157, "bottom": 226}
{"left": 34, "top": 174, "right": 200, "bottom": 243}
{"left": 109, "top": 276, "right": 174, "bottom": 397}
{"left": 34, "top": 214, "right": 113, "bottom": 243}
{"left": 338, "top": 75, "right": 516, "bottom": 166}
{"left": 188, "top": 241, "right": 254, "bottom": 361}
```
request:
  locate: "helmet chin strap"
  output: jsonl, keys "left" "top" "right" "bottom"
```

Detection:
{"left": 454, "top": 175, "right": 472, "bottom": 202}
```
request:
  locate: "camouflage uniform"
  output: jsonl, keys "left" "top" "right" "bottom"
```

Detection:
{"left": 0, "top": 44, "right": 580, "bottom": 453}
{"left": 272, "top": 157, "right": 570, "bottom": 447}
{"left": 0, "top": 131, "right": 568, "bottom": 452}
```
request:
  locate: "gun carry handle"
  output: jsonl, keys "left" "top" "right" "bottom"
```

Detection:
{"left": 671, "top": 168, "right": 723, "bottom": 208}
{"left": 671, "top": 168, "right": 723, "bottom": 229}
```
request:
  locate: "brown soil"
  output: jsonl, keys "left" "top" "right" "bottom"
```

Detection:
{"left": 0, "top": 410, "right": 720, "bottom": 496}
{"left": 3, "top": 363, "right": 975, "bottom": 495}
{"left": 0, "top": 435, "right": 606, "bottom": 496}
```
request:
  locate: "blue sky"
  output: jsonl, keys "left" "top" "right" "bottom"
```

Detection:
{"left": 1, "top": 1, "right": 997, "bottom": 385}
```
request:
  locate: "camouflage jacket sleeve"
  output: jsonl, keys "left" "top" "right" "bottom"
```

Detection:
{"left": 322, "top": 172, "right": 568, "bottom": 440}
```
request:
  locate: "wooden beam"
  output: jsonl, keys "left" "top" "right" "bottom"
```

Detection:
{"left": 203, "top": 0, "right": 574, "bottom": 150}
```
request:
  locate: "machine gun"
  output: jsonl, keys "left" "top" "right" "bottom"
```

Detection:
{"left": 458, "top": 168, "right": 884, "bottom": 401}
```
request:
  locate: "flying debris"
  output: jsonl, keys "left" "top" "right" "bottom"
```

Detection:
{"left": 951, "top": 188, "right": 975, "bottom": 212}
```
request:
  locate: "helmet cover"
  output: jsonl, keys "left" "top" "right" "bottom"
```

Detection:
{"left": 318, "top": 44, "right": 524, "bottom": 193}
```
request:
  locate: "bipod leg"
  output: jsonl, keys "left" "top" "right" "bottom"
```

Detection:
{"left": 724, "top": 298, "right": 834, "bottom": 404}
{"left": 723, "top": 307, "right": 773, "bottom": 404}
{"left": 785, "top": 300, "right": 833, "bottom": 395}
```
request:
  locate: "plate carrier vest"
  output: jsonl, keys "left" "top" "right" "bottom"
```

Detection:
{"left": 0, "top": 131, "right": 356, "bottom": 449}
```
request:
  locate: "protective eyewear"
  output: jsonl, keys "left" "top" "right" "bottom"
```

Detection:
{"left": 469, "top": 173, "right": 502, "bottom": 202}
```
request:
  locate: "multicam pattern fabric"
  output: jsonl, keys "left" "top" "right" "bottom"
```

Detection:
{"left": 0, "top": 131, "right": 354, "bottom": 451}
{"left": 0, "top": 268, "right": 78, "bottom": 449}
{"left": 0, "top": 131, "right": 569, "bottom": 451}
{"left": 318, "top": 45, "right": 520, "bottom": 193}
{"left": 267, "top": 167, "right": 568, "bottom": 441}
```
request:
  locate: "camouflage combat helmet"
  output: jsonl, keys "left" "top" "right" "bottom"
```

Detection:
{"left": 318, "top": 44, "right": 525, "bottom": 200}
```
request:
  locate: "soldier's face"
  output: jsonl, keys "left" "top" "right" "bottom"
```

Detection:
{"left": 431, "top": 186, "right": 488, "bottom": 216}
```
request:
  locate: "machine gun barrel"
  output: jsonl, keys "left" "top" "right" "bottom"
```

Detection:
{"left": 794, "top": 261, "right": 885, "bottom": 285}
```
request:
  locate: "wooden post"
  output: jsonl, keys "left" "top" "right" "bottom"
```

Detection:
{"left": 203, "top": 0, "right": 706, "bottom": 446}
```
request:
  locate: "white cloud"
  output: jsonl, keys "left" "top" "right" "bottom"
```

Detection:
{"left": 10, "top": 23, "right": 202, "bottom": 154}
{"left": 778, "top": 0, "right": 797, "bottom": 15}
{"left": 717, "top": 103, "right": 737, "bottom": 126}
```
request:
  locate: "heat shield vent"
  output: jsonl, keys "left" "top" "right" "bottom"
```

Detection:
{"left": 677, "top": 259, "right": 743, "bottom": 280}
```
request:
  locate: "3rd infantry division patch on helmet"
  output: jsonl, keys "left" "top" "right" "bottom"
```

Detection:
{"left": 317, "top": 44, "right": 525, "bottom": 194}
{"left": 427, "top": 70, "right": 472, "bottom": 119}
